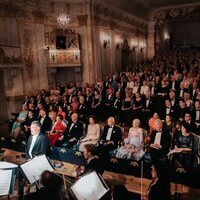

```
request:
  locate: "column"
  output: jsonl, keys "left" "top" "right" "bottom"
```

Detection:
{"left": 147, "top": 22, "right": 155, "bottom": 58}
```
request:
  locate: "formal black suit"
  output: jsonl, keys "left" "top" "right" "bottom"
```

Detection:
{"left": 60, "top": 121, "right": 83, "bottom": 148}
{"left": 77, "top": 103, "right": 88, "bottom": 123}
{"left": 38, "top": 116, "right": 52, "bottom": 134}
{"left": 100, "top": 125, "right": 122, "bottom": 149}
{"left": 149, "top": 129, "right": 171, "bottom": 163}
{"left": 169, "top": 80, "right": 180, "bottom": 93}
{"left": 84, "top": 156, "right": 104, "bottom": 175}
{"left": 25, "top": 133, "right": 50, "bottom": 159}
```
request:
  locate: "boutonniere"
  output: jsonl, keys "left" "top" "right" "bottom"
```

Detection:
{"left": 113, "top": 131, "right": 115, "bottom": 133}
{"left": 74, "top": 125, "right": 77, "bottom": 128}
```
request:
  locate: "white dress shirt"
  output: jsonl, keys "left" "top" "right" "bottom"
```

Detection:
{"left": 106, "top": 126, "right": 113, "bottom": 141}
{"left": 29, "top": 134, "right": 39, "bottom": 158}
{"left": 154, "top": 131, "right": 162, "bottom": 145}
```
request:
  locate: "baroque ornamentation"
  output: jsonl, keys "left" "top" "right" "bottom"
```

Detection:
{"left": 0, "top": 46, "right": 22, "bottom": 65}
{"left": 6, "top": 68, "right": 20, "bottom": 91}
{"left": 23, "top": 30, "right": 34, "bottom": 80}
{"left": 154, "top": 6, "right": 200, "bottom": 32}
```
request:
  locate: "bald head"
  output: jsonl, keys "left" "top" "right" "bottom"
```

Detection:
{"left": 154, "top": 119, "right": 163, "bottom": 131}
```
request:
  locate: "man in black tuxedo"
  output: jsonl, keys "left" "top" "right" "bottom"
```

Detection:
{"left": 77, "top": 96, "right": 88, "bottom": 123}
{"left": 55, "top": 113, "right": 83, "bottom": 148}
{"left": 183, "top": 112, "right": 197, "bottom": 134}
{"left": 100, "top": 117, "right": 122, "bottom": 152}
{"left": 161, "top": 99, "right": 175, "bottom": 120}
{"left": 38, "top": 109, "right": 52, "bottom": 134}
{"left": 25, "top": 121, "right": 50, "bottom": 159}
{"left": 82, "top": 144, "right": 104, "bottom": 175}
{"left": 149, "top": 119, "right": 171, "bottom": 164}
{"left": 169, "top": 76, "right": 179, "bottom": 93}
{"left": 104, "top": 88, "right": 115, "bottom": 119}
{"left": 142, "top": 92, "right": 155, "bottom": 127}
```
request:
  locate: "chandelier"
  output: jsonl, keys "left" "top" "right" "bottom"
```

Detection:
{"left": 57, "top": 9, "right": 70, "bottom": 27}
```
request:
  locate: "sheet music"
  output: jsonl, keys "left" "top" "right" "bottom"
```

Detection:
{"left": 0, "top": 170, "right": 12, "bottom": 196}
{"left": 71, "top": 171, "right": 109, "bottom": 200}
{"left": 20, "top": 155, "right": 54, "bottom": 184}
{"left": 0, "top": 162, "right": 18, "bottom": 169}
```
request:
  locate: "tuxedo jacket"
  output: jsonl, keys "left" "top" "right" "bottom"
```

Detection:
{"left": 85, "top": 157, "right": 104, "bottom": 175}
{"left": 38, "top": 116, "right": 52, "bottom": 133}
{"left": 77, "top": 103, "right": 87, "bottom": 118}
{"left": 169, "top": 80, "right": 180, "bottom": 92}
{"left": 149, "top": 129, "right": 171, "bottom": 157}
{"left": 64, "top": 121, "right": 83, "bottom": 141}
{"left": 25, "top": 133, "right": 50, "bottom": 159}
{"left": 101, "top": 125, "right": 122, "bottom": 148}
{"left": 142, "top": 97, "right": 155, "bottom": 113}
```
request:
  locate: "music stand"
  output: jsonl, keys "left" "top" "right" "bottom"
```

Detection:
{"left": 70, "top": 171, "right": 109, "bottom": 200}
{"left": 0, "top": 168, "right": 16, "bottom": 200}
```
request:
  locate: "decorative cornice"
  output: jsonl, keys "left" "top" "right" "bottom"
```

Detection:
{"left": 32, "top": 10, "right": 45, "bottom": 24}
{"left": 77, "top": 15, "right": 88, "bottom": 26}
{"left": 154, "top": 6, "right": 200, "bottom": 31}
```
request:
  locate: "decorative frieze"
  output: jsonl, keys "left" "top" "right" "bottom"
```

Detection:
{"left": 46, "top": 49, "right": 81, "bottom": 67}
{"left": 0, "top": 46, "right": 22, "bottom": 66}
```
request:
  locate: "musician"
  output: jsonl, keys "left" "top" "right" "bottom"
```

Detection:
{"left": 25, "top": 121, "right": 50, "bottom": 159}
{"left": 146, "top": 164, "right": 171, "bottom": 200}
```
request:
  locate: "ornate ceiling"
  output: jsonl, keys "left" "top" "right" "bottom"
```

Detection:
{"left": 102, "top": 0, "right": 200, "bottom": 20}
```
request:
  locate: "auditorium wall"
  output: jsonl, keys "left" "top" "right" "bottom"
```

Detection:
{"left": 172, "top": 21, "right": 200, "bottom": 47}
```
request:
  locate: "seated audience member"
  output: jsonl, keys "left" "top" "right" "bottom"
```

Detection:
{"left": 192, "top": 100, "right": 200, "bottom": 133}
{"left": 48, "top": 115, "right": 66, "bottom": 146}
{"left": 10, "top": 104, "right": 28, "bottom": 139}
{"left": 55, "top": 113, "right": 83, "bottom": 148}
{"left": 116, "top": 119, "right": 145, "bottom": 161}
{"left": 79, "top": 116, "right": 100, "bottom": 152}
{"left": 120, "top": 92, "right": 133, "bottom": 126}
{"left": 24, "top": 170, "right": 65, "bottom": 200}
{"left": 22, "top": 110, "right": 37, "bottom": 139}
{"left": 183, "top": 112, "right": 197, "bottom": 134}
{"left": 99, "top": 117, "right": 122, "bottom": 152}
{"left": 149, "top": 119, "right": 171, "bottom": 164}
{"left": 148, "top": 112, "right": 159, "bottom": 135}
{"left": 175, "top": 100, "right": 189, "bottom": 122}
{"left": 146, "top": 164, "right": 171, "bottom": 200}
{"left": 172, "top": 122, "right": 194, "bottom": 170}
{"left": 57, "top": 106, "right": 66, "bottom": 120}
{"left": 81, "top": 144, "right": 104, "bottom": 175}
{"left": 112, "top": 185, "right": 131, "bottom": 200}
{"left": 38, "top": 109, "right": 52, "bottom": 134}
{"left": 77, "top": 95, "right": 87, "bottom": 123}
{"left": 48, "top": 105, "right": 57, "bottom": 124}
{"left": 163, "top": 115, "right": 174, "bottom": 134}
{"left": 25, "top": 121, "right": 50, "bottom": 159}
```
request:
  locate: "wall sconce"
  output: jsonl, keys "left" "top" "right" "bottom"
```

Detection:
{"left": 103, "top": 39, "right": 110, "bottom": 48}
{"left": 43, "top": 45, "right": 49, "bottom": 51}
{"left": 140, "top": 46, "right": 145, "bottom": 52}
{"left": 116, "top": 42, "right": 121, "bottom": 49}
{"left": 132, "top": 45, "right": 138, "bottom": 51}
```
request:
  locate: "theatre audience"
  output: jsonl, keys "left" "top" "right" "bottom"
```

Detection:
{"left": 99, "top": 117, "right": 122, "bottom": 153}
{"left": 172, "top": 122, "right": 194, "bottom": 170}
{"left": 116, "top": 119, "right": 145, "bottom": 161}
{"left": 55, "top": 113, "right": 83, "bottom": 148}
{"left": 10, "top": 104, "right": 28, "bottom": 139}
{"left": 78, "top": 116, "right": 100, "bottom": 152}
{"left": 48, "top": 115, "right": 66, "bottom": 146}
{"left": 149, "top": 119, "right": 171, "bottom": 164}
